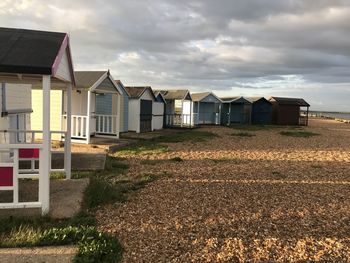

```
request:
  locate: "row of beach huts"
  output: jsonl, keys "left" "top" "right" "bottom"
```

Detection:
{"left": 0, "top": 27, "right": 310, "bottom": 214}
{"left": 9, "top": 71, "right": 311, "bottom": 144}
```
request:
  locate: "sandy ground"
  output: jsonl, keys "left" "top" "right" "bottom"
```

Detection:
{"left": 96, "top": 119, "right": 350, "bottom": 262}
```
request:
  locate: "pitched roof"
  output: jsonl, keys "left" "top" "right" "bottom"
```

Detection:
{"left": 75, "top": 71, "right": 106, "bottom": 89}
{"left": 125, "top": 86, "right": 155, "bottom": 100}
{"left": 155, "top": 90, "right": 190, "bottom": 100}
{"left": 0, "top": 27, "right": 67, "bottom": 75}
{"left": 246, "top": 97, "right": 271, "bottom": 104}
{"left": 220, "top": 96, "right": 251, "bottom": 104}
{"left": 270, "top": 97, "right": 310, "bottom": 107}
{"left": 114, "top": 79, "right": 129, "bottom": 97}
{"left": 191, "top": 92, "right": 211, "bottom": 102}
{"left": 153, "top": 91, "right": 166, "bottom": 103}
{"left": 220, "top": 96, "right": 240, "bottom": 103}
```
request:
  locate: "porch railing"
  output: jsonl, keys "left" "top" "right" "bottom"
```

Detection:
{"left": 0, "top": 130, "right": 68, "bottom": 174}
{"left": 95, "top": 114, "right": 118, "bottom": 135}
{"left": 195, "top": 112, "right": 220, "bottom": 125}
{"left": 62, "top": 115, "right": 87, "bottom": 139}
{"left": 165, "top": 114, "right": 197, "bottom": 127}
{"left": 0, "top": 144, "right": 43, "bottom": 210}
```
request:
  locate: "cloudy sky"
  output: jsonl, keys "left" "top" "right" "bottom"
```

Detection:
{"left": 1, "top": 0, "right": 350, "bottom": 111}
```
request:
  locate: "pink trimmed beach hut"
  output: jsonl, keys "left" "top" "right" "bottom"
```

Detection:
{"left": 0, "top": 27, "right": 75, "bottom": 215}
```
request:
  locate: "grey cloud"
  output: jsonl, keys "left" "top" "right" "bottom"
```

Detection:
{"left": 0, "top": 0, "right": 350, "bottom": 110}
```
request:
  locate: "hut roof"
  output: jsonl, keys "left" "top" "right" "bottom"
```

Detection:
{"left": 153, "top": 91, "right": 166, "bottom": 103}
{"left": 191, "top": 92, "right": 211, "bottom": 102}
{"left": 246, "top": 97, "right": 271, "bottom": 104}
{"left": 0, "top": 27, "right": 67, "bottom": 75}
{"left": 155, "top": 90, "right": 191, "bottom": 100}
{"left": 270, "top": 97, "right": 310, "bottom": 107}
{"left": 125, "top": 86, "right": 155, "bottom": 100}
{"left": 75, "top": 71, "right": 106, "bottom": 89}
{"left": 220, "top": 96, "right": 251, "bottom": 104}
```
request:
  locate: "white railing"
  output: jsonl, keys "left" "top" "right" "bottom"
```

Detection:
{"left": 195, "top": 112, "right": 220, "bottom": 125}
{"left": 0, "top": 144, "right": 43, "bottom": 210}
{"left": 95, "top": 114, "right": 118, "bottom": 135}
{"left": 62, "top": 115, "right": 87, "bottom": 139}
{"left": 165, "top": 114, "right": 197, "bottom": 127}
{"left": 0, "top": 130, "right": 68, "bottom": 174}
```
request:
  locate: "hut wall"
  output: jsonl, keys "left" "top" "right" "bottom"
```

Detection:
{"left": 273, "top": 104, "right": 300, "bottom": 125}
{"left": 252, "top": 100, "right": 272, "bottom": 125}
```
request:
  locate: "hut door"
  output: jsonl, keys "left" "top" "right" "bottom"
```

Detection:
{"left": 140, "top": 100, "right": 152, "bottom": 132}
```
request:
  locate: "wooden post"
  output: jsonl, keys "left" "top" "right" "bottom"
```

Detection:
{"left": 116, "top": 94, "right": 121, "bottom": 138}
{"left": 228, "top": 103, "right": 231, "bottom": 126}
{"left": 190, "top": 101, "right": 192, "bottom": 127}
{"left": 13, "top": 149, "right": 19, "bottom": 204}
{"left": 306, "top": 107, "right": 309, "bottom": 126}
{"left": 218, "top": 103, "right": 222, "bottom": 125}
{"left": 181, "top": 100, "right": 184, "bottom": 127}
{"left": 197, "top": 102, "right": 200, "bottom": 125}
{"left": 40, "top": 75, "right": 51, "bottom": 215}
{"left": 65, "top": 83, "right": 72, "bottom": 180}
{"left": 86, "top": 91, "right": 91, "bottom": 144}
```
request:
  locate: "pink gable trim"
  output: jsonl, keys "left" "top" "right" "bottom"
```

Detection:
{"left": 51, "top": 34, "right": 76, "bottom": 86}
{"left": 0, "top": 167, "right": 13, "bottom": 187}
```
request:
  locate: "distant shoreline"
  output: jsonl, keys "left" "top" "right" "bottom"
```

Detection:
{"left": 308, "top": 111, "right": 350, "bottom": 123}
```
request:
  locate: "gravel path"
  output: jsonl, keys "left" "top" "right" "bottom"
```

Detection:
{"left": 96, "top": 119, "right": 350, "bottom": 262}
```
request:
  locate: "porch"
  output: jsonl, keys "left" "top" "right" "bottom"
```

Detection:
{"left": 165, "top": 113, "right": 198, "bottom": 128}
{"left": 60, "top": 71, "right": 122, "bottom": 144}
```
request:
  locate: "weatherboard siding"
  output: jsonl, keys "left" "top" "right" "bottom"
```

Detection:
{"left": 31, "top": 90, "right": 62, "bottom": 140}
{"left": 153, "top": 101, "right": 164, "bottom": 130}
{"left": 128, "top": 99, "right": 140, "bottom": 132}
{"left": 96, "top": 94, "right": 112, "bottom": 115}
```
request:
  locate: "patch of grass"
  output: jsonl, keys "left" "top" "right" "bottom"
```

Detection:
{"left": 118, "top": 141, "right": 169, "bottom": 155}
{"left": 104, "top": 156, "right": 130, "bottom": 173}
{"left": 231, "top": 132, "right": 255, "bottom": 137}
{"left": 50, "top": 171, "right": 94, "bottom": 180}
{"left": 230, "top": 125, "right": 279, "bottom": 131}
{"left": 279, "top": 131, "right": 319, "bottom": 138}
{"left": 83, "top": 178, "right": 127, "bottom": 209}
{"left": 118, "top": 130, "right": 217, "bottom": 156}
{"left": 169, "top": 157, "right": 183, "bottom": 162}
{"left": 0, "top": 225, "right": 122, "bottom": 263}
{"left": 311, "top": 164, "right": 323, "bottom": 169}
{"left": 155, "top": 130, "right": 218, "bottom": 143}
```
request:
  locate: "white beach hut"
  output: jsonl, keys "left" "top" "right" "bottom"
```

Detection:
{"left": 0, "top": 27, "right": 75, "bottom": 215}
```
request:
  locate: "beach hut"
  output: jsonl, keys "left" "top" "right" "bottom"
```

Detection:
{"left": 153, "top": 91, "right": 166, "bottom": 130}
{"left": 125, "top": 86, "right": 158, "bottom": 133}
{"left": 220, "top": 97, "right": 252, "bottom": 125}
{"left": 191, "top": 92, "right": 222, "bottom": 125}
{"left": 0, "top": 27, "right": 75, "bottom": 215}
{"left": 155, "top": 90, "right": 194, "bottom": 127}
{"left": 95, "top": 80, "right": 129, "bottom": 133}
{"left": 269, "top": 97, "right": 310, "bottom": 126}
{"left": 247, "top": 97, "right": 272, "bottom": 125}
{"left": 32, "top": 71, "right": 122, "bottom": 144}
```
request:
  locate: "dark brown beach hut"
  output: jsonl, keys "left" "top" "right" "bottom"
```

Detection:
{"left": 269, "top": 97, "right": 310, "bottom": 126}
